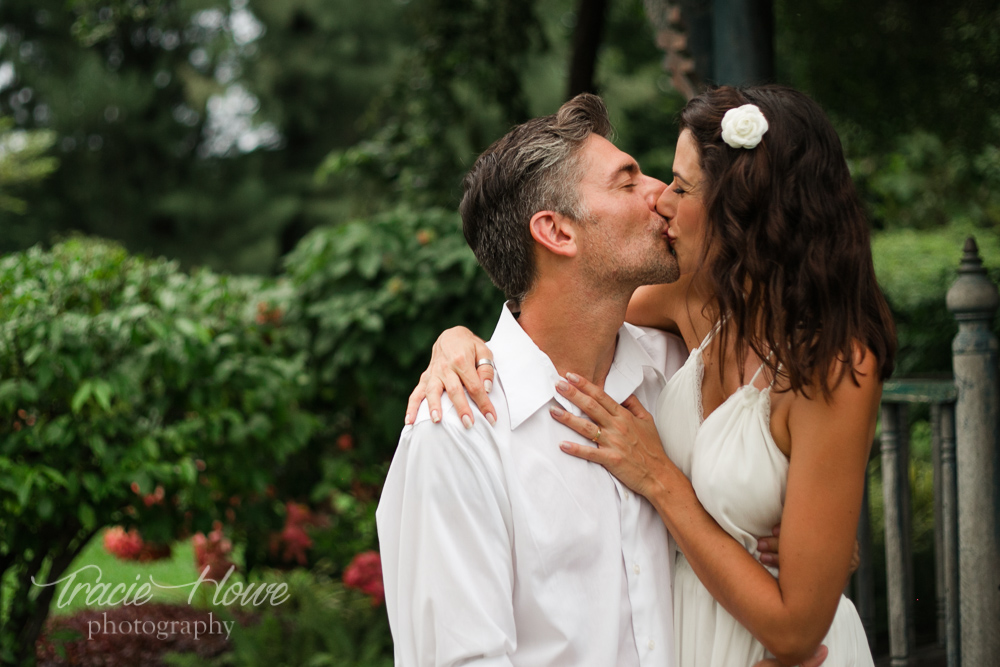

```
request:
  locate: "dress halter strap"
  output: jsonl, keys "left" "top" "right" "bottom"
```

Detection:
{"left": 700, "top": 320, "right": 782, "bottom": 389}
{"left": 698, "top": 320, "right": 724, "bottom": 352}
{"left": 749, "top": 360, "right": 769, "bottom": 387}
{"left": 749, "top": 356, "right": 782, "bottom": 389}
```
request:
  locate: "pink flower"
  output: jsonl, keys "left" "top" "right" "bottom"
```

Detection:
{"left": 343, "top": 551, "right": 384, "bottom": 606}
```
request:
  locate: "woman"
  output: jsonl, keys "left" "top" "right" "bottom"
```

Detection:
{"left": 406, "top": 85, "right": 894, "bottom": 666}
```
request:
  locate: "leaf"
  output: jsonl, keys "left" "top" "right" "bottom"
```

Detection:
{"left": 175, "top": 318, "right": 198, "bottom": 338}
{"left": 92, "top": 380, "right": 113, "bottom": 412}
{"left": 16, "top": 470, "right": 35, "bottom": 506}
{"left": 78, "top": 503, "right": 96, "bottom": 530}
{"left": 71, "top": 381, "right": 93, "bottom": 414}
{"left": 37, "top": 495, "right": 54, "bottom": 519}
{"left": 88, "top": 434, "right": 107, "bottom": 458}
{"left": 0, "top": 380, "right": 18, "bottom": 409}
{"left": 142, "top": 437, "right": 160, "bottom": 459}
{"left": 24, "top": 344, "right": 45, "bottom": 365}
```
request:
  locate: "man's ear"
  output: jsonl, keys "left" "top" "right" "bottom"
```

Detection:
{"left": 529, "top": 210, "right": 578, "bottom": 258}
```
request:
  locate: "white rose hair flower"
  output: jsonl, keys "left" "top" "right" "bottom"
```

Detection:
{"left": 720, "top": 104, "right": 769, "bottom": 149}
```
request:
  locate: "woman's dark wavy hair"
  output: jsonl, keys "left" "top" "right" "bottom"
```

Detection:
{"left": 680, "top": 84, "right": 896, "bottom": 396}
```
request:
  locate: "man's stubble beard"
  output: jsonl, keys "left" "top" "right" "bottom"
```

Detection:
{"left": 578, "top": 219, "right": 680, "bottom": 298}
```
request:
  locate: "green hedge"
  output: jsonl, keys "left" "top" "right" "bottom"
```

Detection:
{"left": 872, "top": 225, "right": 1000, "bottom": 375}
{"left": 0, "top": 238, "right": 316, "bottom": 664}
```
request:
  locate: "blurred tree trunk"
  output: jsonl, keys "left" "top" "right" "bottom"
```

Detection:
{"left": 644, "top": 0, "right": 773, "bottom": 97}
{"left": 713, "top": 0, "right": 773, "bottom": 85}
{"left": 566, "top": 0, "right": 609, "bottom": 98}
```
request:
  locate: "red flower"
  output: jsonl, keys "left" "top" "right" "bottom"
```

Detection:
{"left": 193, "top": 521, "right": 236, "bottom": 581}
{"left": 343, "top": 551, "right": 384, "bottom": 606}
{"left": 103, "top": 527, "right": 172, "bottom": 562}
{"left": 103, "top": 527, "right": 144, "bottom": 561}
{"left": 268, "top": 502, "right": 328, "bottom": 566}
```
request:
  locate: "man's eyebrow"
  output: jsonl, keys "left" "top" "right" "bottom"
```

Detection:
{"left": 609, "top": 161, "right": 639, "bottom": 183}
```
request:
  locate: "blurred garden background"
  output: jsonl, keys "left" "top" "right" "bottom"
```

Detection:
{"left": 1, "top": 0, "right": 999, "bottom": 665}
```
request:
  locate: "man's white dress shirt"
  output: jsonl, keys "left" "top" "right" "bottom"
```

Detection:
{"left": 377, "top": 304, "right": 688, "bottom": 666}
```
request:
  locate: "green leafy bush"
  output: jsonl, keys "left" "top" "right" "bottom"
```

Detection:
{"left": 853, "top": 130, "right": 1000, "bottom": 232}
{"left": 0, "top": 238, "right": 316, "bottom": 664}
{"left": 283, "top": 206, "right": 504, "bottom": 463}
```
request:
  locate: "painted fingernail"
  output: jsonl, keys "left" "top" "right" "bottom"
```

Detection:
{"left": 566, "top": 372, "right": 581, "bottom": 384}
{"left": 404, "top": 414, "right": 414, "bottom": 425}
{"left": 486, "top": 413, "right": 496, "bottom": 426}
{"left": 757, "top": 539, "right": 767, "bottom": 551}
{"left": 484, "top": 379, "right": 493, "bottom": 393}
{"left": 550, "top": 406, "right": 565, "bottom": 417}
{"left": 431, "top": 410, "right": 441, "bottom": 423}
{"left": 556, "top": 380, "right": 570, "bottom": 392}
{"left": 462, "top": 414, "right": 473, "bottom": 429}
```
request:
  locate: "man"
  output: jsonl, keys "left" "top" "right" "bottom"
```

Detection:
{"left": 378, "top": 93, "right": 685, "bottom": 666}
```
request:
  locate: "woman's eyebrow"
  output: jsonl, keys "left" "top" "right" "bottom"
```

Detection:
{"left": 673, "top": 171, "right": 694, "bottom": 187}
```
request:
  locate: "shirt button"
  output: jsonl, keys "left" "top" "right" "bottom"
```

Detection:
{"left": 648, "top": 640, "right": 655, "bottom": 650}
{"left": 633, "top": 563, "right": 641, "bottom": 575}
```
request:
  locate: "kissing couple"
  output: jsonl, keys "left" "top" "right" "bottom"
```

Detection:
{"left": 378, "top": 84, "right": 894, "bottom": 667}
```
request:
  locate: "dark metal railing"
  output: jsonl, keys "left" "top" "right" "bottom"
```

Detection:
{"left": 854, "top": 380, "right": 959, "bottom": 667}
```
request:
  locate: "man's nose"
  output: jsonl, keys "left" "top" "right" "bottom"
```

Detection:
{"left": 644, "top": 176, "right": 668, "bottom": 208}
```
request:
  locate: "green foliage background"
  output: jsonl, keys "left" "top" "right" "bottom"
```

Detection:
{"left": 1, "top": 0, "right": 998, "bottom": 662}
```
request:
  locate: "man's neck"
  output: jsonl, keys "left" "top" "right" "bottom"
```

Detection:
{"left": 516, "top": 283, "right": 631, "bottom": 388}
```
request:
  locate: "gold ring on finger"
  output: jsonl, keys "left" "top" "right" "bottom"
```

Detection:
{"left": 591, "top": 426, "right": 601, "bottom": 443}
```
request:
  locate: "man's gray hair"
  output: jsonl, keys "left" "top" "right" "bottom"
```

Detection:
{"left": 460, "top": 93, "right": 613, "bottom": 302}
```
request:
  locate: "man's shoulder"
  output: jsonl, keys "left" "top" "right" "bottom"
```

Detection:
{"left": 403, "top": 393, "right": 505, "bottom": 472}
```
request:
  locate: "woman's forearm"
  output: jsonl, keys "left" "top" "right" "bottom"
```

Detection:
{"left": 644, "top": 464, "right": 837, "bottom": 665}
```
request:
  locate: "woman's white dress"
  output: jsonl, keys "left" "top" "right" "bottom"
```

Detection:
{"left": 654, "top": 326, "right": 874, "bottom": 667}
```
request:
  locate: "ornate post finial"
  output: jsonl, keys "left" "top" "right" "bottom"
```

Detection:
{"left": 947, "top": 236, "right": 999, "bottom": 321}
{"left": 959, "top": 237, "right": 987, "bottom": 275}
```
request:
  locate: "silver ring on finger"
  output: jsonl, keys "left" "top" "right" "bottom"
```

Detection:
{"left": 476, "top": 358, "right": 495, "bottom": 369}
{"left": 591, "top": 426, "right": 601, "bottom": 443}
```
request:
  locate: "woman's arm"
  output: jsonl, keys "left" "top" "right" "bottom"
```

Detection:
{"left": 553, "top": 350, "right": 881, "bottom": 665}
{"left": 626, "top": 283, "right": 682, "bottom": 330}
{"left": 402, "top": 281, "right": 689, "bottom": 427}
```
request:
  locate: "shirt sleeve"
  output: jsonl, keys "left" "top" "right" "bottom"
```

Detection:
{"left": 377, "top": 416, "right": 516, "bottom": 667}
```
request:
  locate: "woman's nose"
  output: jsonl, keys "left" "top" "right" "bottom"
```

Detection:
{"left": 655, "top": 185, "right": 675, "bottom": 216}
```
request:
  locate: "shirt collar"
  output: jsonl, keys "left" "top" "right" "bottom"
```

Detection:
{"left": 487, "top": 302, "right": 663, "bottom": 430}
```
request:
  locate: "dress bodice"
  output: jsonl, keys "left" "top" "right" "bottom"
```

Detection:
{"left": 654, "top": 324, "right": 873, "bottom": 667}
{"left": 654, "top": 326, "right": 789, "bottom": 566}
